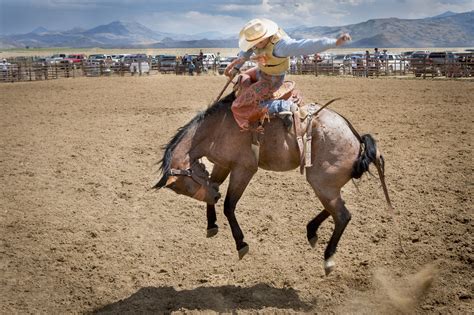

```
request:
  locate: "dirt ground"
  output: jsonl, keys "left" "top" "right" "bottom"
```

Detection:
{"left": 0, "top": 74, "right": 472, "bottom": 314}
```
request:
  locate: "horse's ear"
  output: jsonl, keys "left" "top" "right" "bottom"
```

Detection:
{"left": 165, "top": 176, "right": 177, "bottom": 186}
{"left": 153, "top": 175, "right": 175, "bottom": 189}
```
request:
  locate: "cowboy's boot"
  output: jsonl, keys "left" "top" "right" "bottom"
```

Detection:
{"left": 259, "top": 99, "right": 297, "bottom": 132}
{"left": 277, "top": 102, "right": 298, "bottom": 131}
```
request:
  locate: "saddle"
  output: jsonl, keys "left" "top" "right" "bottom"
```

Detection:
{"left": 234, "top": 77, "right": 325, "bottom": 174}
{"left": 234, "top": 78, "right": 303, "bottom": 106}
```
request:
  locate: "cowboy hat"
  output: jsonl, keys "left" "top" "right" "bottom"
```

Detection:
{"left": 238, "top": 18, "right": 279, "bottom": 51}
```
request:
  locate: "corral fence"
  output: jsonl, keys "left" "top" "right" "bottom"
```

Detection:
{"left": 1, "top": 54, "right": 473, "bottom": 83}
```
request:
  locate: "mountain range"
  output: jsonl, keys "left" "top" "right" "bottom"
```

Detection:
{"left": 0, "top": 11, "right": 473, "bottom": 49}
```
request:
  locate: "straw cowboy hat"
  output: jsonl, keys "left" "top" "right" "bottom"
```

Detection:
{"left": 238, "top": 18, "right": 279, "bottom": 51}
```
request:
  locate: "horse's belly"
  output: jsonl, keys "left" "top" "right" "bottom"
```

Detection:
{"left": 258, "top": 123, "right": 300, "bottom": 171}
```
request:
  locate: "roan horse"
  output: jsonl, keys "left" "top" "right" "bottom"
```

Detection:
{"left": 154, "top": 92, "right": 392, "bottom": 275}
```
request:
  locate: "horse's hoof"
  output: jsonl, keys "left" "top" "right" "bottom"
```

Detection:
{"left": 308, "top": 235, "right": 317, "bottom": 248}
{"left": 324, "top": 257, "right": 335, "bottom": 276}
{"left": 238, "top": 244, "right": 249, "bottom": 260}
{"left": 206, "top": 227, "right": 219, "bottom": 238}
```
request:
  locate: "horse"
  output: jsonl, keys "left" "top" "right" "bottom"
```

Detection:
{"left": 154, "top": 92, "right": 392, "bottom": 275}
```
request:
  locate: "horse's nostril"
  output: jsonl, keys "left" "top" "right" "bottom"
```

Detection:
{"left": 214, "top": 193, "right": 221, "bottom": 202}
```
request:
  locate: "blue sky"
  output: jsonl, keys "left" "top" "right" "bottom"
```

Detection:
{"left": 0, "top": 0, "right": 473, "bottom": 35}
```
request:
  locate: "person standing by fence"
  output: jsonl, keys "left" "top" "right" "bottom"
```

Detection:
{"left": 365, "top": 50, "right": 370, "bottom": 77}
{"left": 1, "top": 59, "right": 10, "bottom": 81}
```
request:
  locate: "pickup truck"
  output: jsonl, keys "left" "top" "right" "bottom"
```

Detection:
{"left": 65, "top": 54, "right": 86, "bottom": 64}
{"left": 159, "top": 55, "right": 177, "bottom": 73}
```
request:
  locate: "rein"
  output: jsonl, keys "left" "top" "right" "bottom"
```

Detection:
{"left": 168, "top": 161, "right": 210, "bottom": 201}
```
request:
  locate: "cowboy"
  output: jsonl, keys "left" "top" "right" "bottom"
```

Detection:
{"left": 225, "top": 18, "right": 351, "bottom": 131}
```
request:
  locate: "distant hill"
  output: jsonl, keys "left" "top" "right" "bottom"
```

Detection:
{"left": 431, "top": 11, "right": 458, "bottom": 19}
{"left": 0, "top": 11, "right": 473, "bottom": 49}
{"left": 288, "top": 11, "right": 474, "bottom": 48}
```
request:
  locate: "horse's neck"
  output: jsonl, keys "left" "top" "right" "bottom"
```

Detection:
{"left": 175, "top": 104, "right": 234, "bottom": 164}
{"left": 175, "top": 121, "right": 213, "bottom": 164}
{"left": 172, "top": 128, "right": 197, "bottom": 167}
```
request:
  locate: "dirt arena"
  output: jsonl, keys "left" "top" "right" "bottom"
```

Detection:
{"left": 0, "top": 74, "right": 472, "bottom": 314}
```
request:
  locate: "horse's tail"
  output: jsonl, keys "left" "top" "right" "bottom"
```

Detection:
{"left": 351, "top": 133, "right": 407, "bottom": 256}
{"left": 351, "top": 134, "right": 393, "bottom": 209}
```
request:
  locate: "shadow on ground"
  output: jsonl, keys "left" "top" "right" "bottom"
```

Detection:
{"left": 94, "top": 283, "right": 313, "bottom": 313}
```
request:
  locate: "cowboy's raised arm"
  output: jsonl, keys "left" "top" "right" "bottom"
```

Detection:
{"left": 274, "top": 33, "right": 351, "bottom": 57}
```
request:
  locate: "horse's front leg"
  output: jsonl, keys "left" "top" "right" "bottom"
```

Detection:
{"left": 206, "top": 164, "right": 230, "bottom": 238}
{"left": 224, "top": 166, "right": 256, "bottom": 259}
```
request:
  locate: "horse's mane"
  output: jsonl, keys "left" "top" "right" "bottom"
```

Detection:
{"left": 156, "top": 92, "right": 236, "bottom": 183}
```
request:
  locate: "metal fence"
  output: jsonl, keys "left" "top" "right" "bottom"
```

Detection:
{"left": 1, "top": 54, "right": 473, "bottom": 83}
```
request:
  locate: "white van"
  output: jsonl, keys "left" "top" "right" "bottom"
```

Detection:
{"left": 202, "top": 53, "right": 216, "bottom": 69}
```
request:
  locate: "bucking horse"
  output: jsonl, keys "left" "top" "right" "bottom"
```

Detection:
{"left": 153, "top": 90, "right": 393, "bottom": 275}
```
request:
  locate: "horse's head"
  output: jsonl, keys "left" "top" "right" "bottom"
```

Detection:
{"left": 155, "top": 161, "right": 221, "bottom": 205}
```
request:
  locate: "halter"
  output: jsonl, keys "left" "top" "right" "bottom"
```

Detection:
{"left": 168, "top": 161, "right": 210, "bottom": 201}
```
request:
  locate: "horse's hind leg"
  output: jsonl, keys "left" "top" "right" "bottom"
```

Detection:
{"left": 206, "top": 165, "right": 230, "bottom": 238}
{"left": 306, "top": 209, "right": 330, "bottom": 247}
{"left": 322, "top": 196, "right": 351, "bottom": 275}
{"left": 308, "top": 184, "right": 352, "bottom": 275}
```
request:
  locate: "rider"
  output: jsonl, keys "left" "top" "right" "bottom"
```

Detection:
{"left": 225, "top": 18, "right": 351, "bottom": 131}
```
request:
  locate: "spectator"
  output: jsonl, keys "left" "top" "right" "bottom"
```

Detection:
{"left": 290, "top": 56, "right": 297, "bottom": 74}
{"left": 214, "top": 52, "right": 221, "bottom": 66}
{"left": 197, "top": 50, "right": 204, "bottom": 68}
{"left": 1, "top": 58, "right": 10, "bottom": 80}
{"left": 374, "top": 48, "right": 381, "bottom": 71}
{"left": 374, "top": 47, "right": 380, "bottom": 59}
{"left": 365, "top": 50, "right": 370, "bottom": 77}
{"left": 188, "top": 61, "right": 195, "bottom": 75}
{"left": 105, "top": 55, "right": 113, "bottom": 72}
{"left": 186, "top": 54, "right": 193, "bottom": 64}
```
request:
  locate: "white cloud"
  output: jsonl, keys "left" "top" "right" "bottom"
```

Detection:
{"left": 1, "top": 0, "right": 473, "bottom": 35}
{"left": 138, "top": 10, "right": 247, "bottom": 34}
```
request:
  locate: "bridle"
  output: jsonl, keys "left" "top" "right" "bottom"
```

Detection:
{"left": 167, "top": 161, "right": 211, "bottom": 201}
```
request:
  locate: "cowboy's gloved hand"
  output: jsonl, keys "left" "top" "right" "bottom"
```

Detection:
{"left": 224, "top": 66, "right": 239, "bottom": 78}
{"left": 230, "top": 68, "right": 239, "bottom": 77}
{"left": 225, "top": 57, "right": 244, "bottom": 78}
{"left": 336, "top": 33, "right": 351, "bottom": 46}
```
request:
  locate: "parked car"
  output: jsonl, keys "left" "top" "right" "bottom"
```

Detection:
{"left": 129, "top": 60, "right": 150, "bottom": 74}
{"left": 428, "top": 51, "right": 459, "bottom": 76}
{"left": 428, "top": 51, "right": 457, "bottom": 64}
{"left": 218, "top": 56, "right": 238, "bottom": 75}
{"left": 409, "top": 51, "right": 431, "bottom": 77}
{"left": 87, "top": 54, "right": 109, "bottom": 64}
{"left": 110, "top": 54, "right": 126, "bottom": 63}
{"left": 65, "top": 54, "right": 86, "bottom": 64}
{"left": 202, "top": 53, "right": 216, "bottom": 69}
{"left": 319, "top": 54, "right": 351, "bottom": 73}
{"left": 47, "top": 53, "right": 68, "bottom": 65}
{"left": 122, "top": 54, "right": 148, "bottom": 65}
{"left": 159, "top": 55, "right": 177, "bottom": 73}
{"left": 119, "top": 54, "right": 149, "bottom": 74}
{"left": 380, "top": 52, "right": 408, "bottom": 73}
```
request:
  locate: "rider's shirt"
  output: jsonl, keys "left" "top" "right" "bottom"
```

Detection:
{"left": 236, "top": 34, "right": 337, "bottom": 75}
